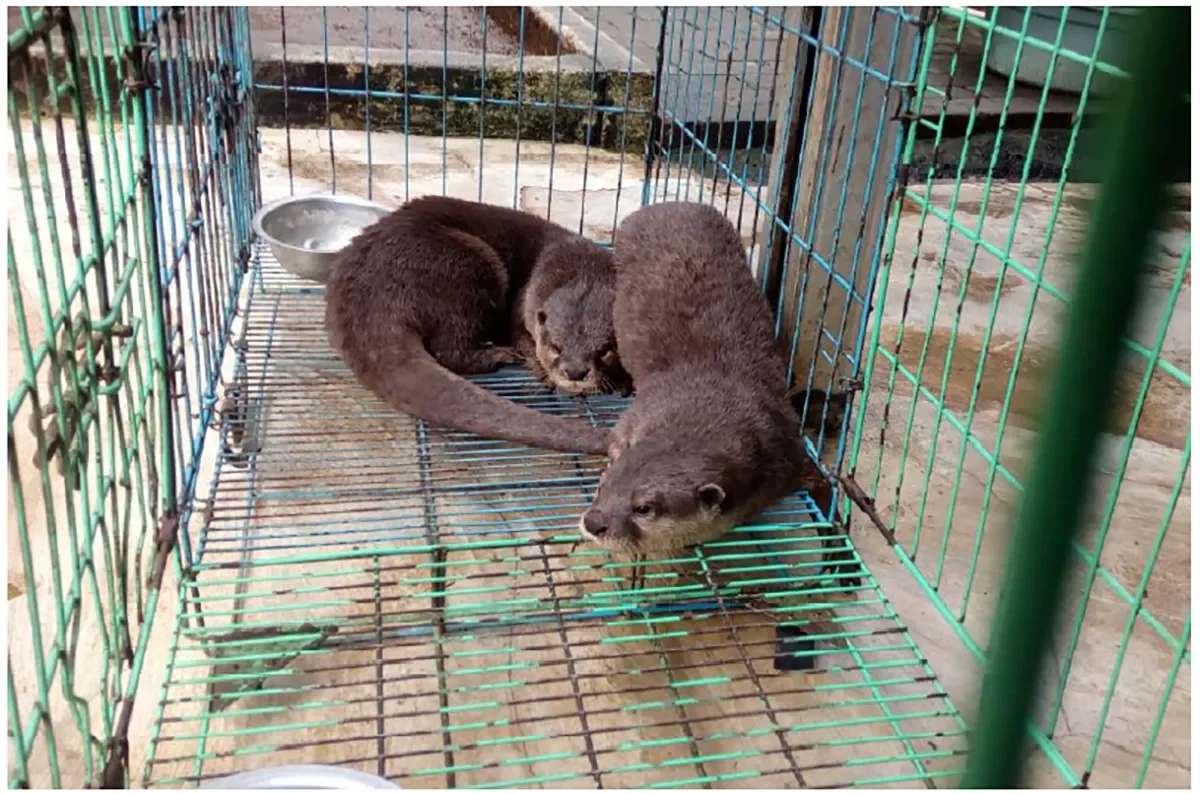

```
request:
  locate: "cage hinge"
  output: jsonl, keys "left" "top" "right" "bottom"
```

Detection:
{"left": 121, "top": 33, "right": 158, "bottom": 95}
{"left": 838, "top": 473, "right": 897, "bottom": 547}
{"left": 148, "top": 510, "right": 180, "bottom": 591}
{"left": 889, "top": 162, "right": 914, "bottom": 210}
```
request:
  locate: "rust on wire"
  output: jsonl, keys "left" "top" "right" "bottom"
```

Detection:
{"left": 839, "top": 473, "right": 897, "bottom": 546}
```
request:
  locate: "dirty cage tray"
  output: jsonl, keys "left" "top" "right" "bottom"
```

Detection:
{"left": 144, "top": 250, "right": 967, "bottom": 787}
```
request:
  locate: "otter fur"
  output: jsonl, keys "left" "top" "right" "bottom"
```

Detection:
{"left": 325, "top": 196, "right": 617, "bottom": 455}
{"left": 581, "top": 201, "right": 823, "bottom": 553}
{"left": 513, "top": 234, "right": 632, "bottom": 397}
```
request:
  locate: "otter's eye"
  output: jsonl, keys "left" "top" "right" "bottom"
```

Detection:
{"left": 546, "top": 343, "right": 561, "bottom": 356}
{"left": 599, "top": 347, "right": 618, "bottom": 366}
{"left": 633, "top": 503, "right": 655, "bottom": 517}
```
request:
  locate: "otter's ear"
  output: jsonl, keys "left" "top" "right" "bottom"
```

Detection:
{"left": 536, "top": 310, "right": 547, "bottom": 326}
{"left": 696, "top": 483, "right": 726, "bottom": 510}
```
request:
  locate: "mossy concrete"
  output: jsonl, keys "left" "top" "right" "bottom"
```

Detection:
{"left": 253, "top": 44, "right": 654, "bottom": 153}
{"left": 11, "top": 42, "right": 654, "bottom": 155}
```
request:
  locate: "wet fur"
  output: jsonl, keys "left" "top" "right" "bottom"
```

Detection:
{"left": 325, "top": 196, "right": 614, "bottom": 455}
{"left": 582, "top": 202, "right": 822, "bottom": 554}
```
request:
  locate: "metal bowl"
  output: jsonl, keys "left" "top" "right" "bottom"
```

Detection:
{"left": 202, "top": 764, "right": 399, "bottom": 789}
{"left": 253, "top": 193, "right": 392, "bottom": 283}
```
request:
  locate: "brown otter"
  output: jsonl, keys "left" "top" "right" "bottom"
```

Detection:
{"left": 325, "top": 195, "right": 618, "bottom": 455}
{"left": 580, "top": 201, "right": 823, "bottom": 553}
{"left": 513, "top": 234, "right": 633, "bottom": 397}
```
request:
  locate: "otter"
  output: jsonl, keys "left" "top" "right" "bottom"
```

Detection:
{"left": 513, "top": 234, "right": 633, "bottom": 397}
{"left": 580, "top": 201, "right": 822, "bottom": 553}
{"left": 325, "top": 195, "right": 619, "bottom": 455}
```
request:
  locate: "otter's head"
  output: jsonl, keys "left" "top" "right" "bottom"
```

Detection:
{"left": 531, "top": 279, "right": 629, "bottom": 396}
{"left": 579, "top": 436, "right": 735, "bottom": 554}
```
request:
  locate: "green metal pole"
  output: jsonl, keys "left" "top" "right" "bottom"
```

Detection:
{"left": 962, "top": 7, "right": 1190, "bottom": 788}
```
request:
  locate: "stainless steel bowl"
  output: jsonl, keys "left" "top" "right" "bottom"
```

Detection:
{"left": 252, "top": 193, "right": 392, "bottom": 283}
{"left": 202, "top": 764, "right": 399, "bottom": 789}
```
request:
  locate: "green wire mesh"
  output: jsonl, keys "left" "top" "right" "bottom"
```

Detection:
{"left": 848, "top": 6, "right": 1190, "bottom": 787}
{"left": 8, "top": 6, "right": 255, "bottom": 787}
{"left": 141, "top": 250, "right": 966, "bottom": 787}
{"left": 7, "top": 7, "right": 173, "bottom": 787}
{"left": 7, "top": 5, "right": 1191, "bottom": 789}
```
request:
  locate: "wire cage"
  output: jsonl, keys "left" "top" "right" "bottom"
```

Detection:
{"left": 5, "top": 5, "right": 1190, "bottom": 789}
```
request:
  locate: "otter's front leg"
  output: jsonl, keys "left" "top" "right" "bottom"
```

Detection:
{"left": 440, "top": 344, "right": 524, "bottom": 375}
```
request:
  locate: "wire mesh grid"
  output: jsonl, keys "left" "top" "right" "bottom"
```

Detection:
{"left": 10, "top": 4, "right": 1190, "bottom": 789}
{"left": 7, "top": 7, "right": 174, "bottom": 787}
{"left": 642, "top": 6, "right": 929, "bottom": 494}
{"left": 7, "top": 6, "right": 254, "bottom": 786}
{"left": 141, "top": 247, "right": 966, "bottom": 787}
{"left": 848, "top": 5, "right": 1191, "bottom": 787}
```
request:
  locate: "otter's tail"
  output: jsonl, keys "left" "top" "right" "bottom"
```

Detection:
{"left": 362, "top": 335, "right": 610, "bottom": 455}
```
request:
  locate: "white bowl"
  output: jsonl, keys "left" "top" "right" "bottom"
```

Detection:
{"left": 203, "top": 764, "right": 399, "bottom": 789}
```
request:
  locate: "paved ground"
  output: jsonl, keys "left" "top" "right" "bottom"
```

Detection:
{"left": 248, "top": 7, "right": 522, "bottom": 55}
{"left": 567, "top": 6, "right": 787, "bottom": 125}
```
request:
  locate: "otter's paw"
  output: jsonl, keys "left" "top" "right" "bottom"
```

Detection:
{"left": 483, "top": 345, "right": 525, "bottom": 370}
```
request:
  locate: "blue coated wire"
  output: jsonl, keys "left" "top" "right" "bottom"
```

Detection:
{"left": 441, "top": 8, "right": 448, "bottom": 196}
{"left": 478, "top": 7, "right": 487, "bottom": 202}
{"left": 512, "top": 9, "right": 526, "bottom": 210}
{"left": 754, "top": 11, "right": 809, "bottom": 298}
{"left": 652, "top": 7, "right": 680, "bottom": 202}
{"left": 253, "top": 83, "right": 631, "bottom": 115}
{"left": 544, "top": 6, "right": 567, "bottom": 222}
{"left": 403, "top": 7, "right": 411, "bottom": 202}
{"left": 363, "top": 7, "right": 372, "bottom": 200}
{"left": 774, "top": 10, "right": 851, "bottom": 349}
{"left": 322, "top": 7, "right": 335, "bottom": 192}
{"left": 610, "top": 7, "right": 640, "bottom": 240}
{"left": 280, "top": 7, "right": 293, "bottom": 195}
{"left": 578, "top": 7, "right": 604, "bottom": 235}
{"left": 708, "top": 8, "right": 741, "bottom": 206}
{"left": 686, "top": 6, "right": 722, "bottom": 204}
{"left": 833, "top": 9, "right": 921, "bottom": 478}
{"left": 741, "top": 8, "right": 792, "bottom": 240}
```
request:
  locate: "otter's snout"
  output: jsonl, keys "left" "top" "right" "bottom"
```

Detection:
{"left": 582, "top": 512, "right": 608, "bottom": 538}
{"left": 563, "top": 363, "right": 591, "bottom": 382}
{"left": 580, "top": 508, "right": 638, "bottom": 546}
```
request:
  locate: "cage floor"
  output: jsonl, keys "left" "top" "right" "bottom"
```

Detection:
{"left": 144, "top": 250, "right": 967, "bottom": 788}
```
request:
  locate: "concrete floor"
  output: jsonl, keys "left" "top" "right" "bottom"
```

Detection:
{"left": 8, "top": 124, "right": 1191, "bottom": 787}
{"left": 247, "top": 7, "right": 523, "bottom": 55}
